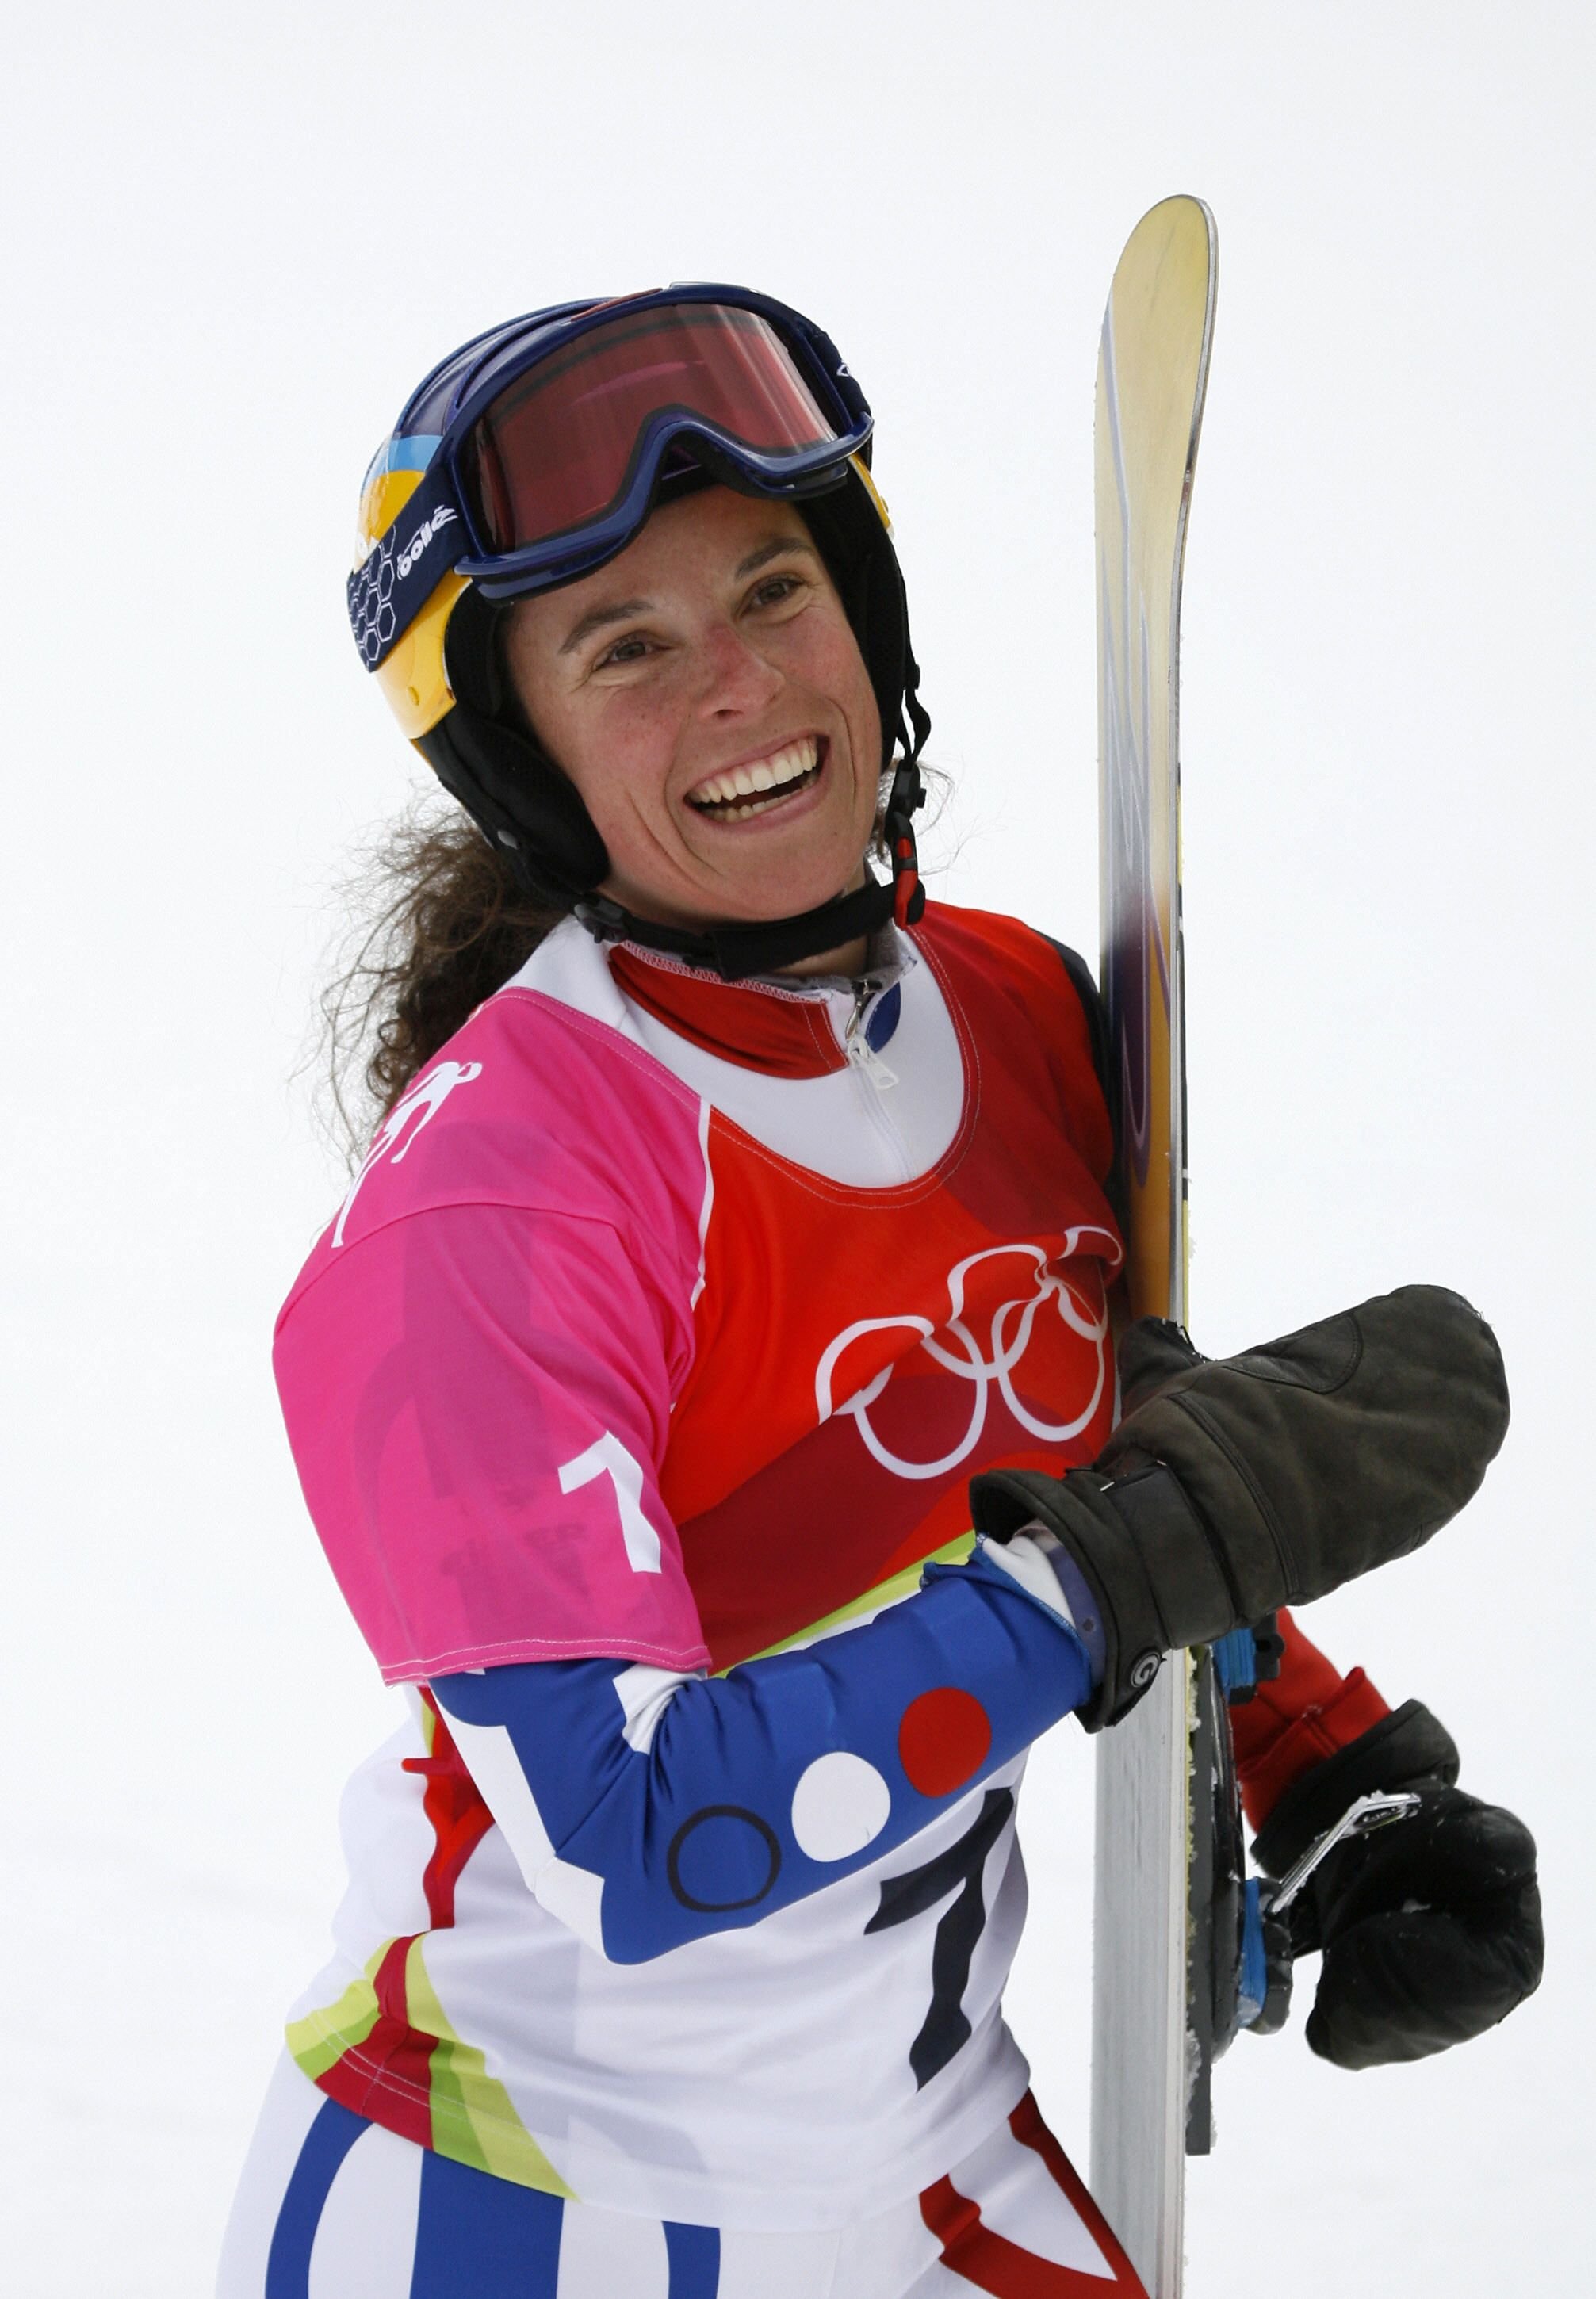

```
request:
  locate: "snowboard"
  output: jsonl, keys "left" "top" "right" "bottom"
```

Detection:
{"left": 1090, "top": 193, "right": 1217, "bottom": 2299}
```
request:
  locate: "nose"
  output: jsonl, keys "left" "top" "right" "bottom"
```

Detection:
{"left": 693, "top": 618, "right": 785, "bottom": 720}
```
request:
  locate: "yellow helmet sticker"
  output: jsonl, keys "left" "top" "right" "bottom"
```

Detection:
{"left": 353, "top": 458, "right": 469, "bottom": 737}
{"left": 849, "top": 453, "right": 893, "bottom": 537}
{"left": 373, "top": 568, "right": 469, "bottom": 739}
{"left": 357, "top": 464, "right": 427, "bottom": 563}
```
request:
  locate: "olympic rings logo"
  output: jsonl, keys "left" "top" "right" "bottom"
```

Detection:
{"left": 813, "top": 1234, "right": 1116, "bottom": 1482}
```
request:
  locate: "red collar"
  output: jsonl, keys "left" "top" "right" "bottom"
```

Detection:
{"left": 607, "top": 944, "right": 849, "bottom": 1078}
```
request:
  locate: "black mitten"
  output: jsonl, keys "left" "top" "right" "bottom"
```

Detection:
{"left": 970, "top": 1285, "right": 1508, "bottom": 1727}
{"left": 1253, "top": 1702, "right": 1544, "bottom": 2069}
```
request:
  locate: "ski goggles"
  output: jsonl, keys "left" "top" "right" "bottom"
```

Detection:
{"left": 348, "top": 285, "right": 872, "bottom": 675}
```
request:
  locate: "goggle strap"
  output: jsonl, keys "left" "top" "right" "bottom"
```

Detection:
{"left": 346, "top": 459, "right": 469, "bottom": 670}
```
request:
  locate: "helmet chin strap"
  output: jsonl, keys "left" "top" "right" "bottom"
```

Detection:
{"left": 576, "top": 756, "right": 926, "bottom": 983}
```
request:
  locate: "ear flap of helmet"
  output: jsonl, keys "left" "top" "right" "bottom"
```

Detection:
{"left": 417, "top": 710, "right": 610, "bottom": 904}
{"left": 416, "top": 585, "right": 610, "bottom": 904}
{"left": 798, "top": 472, "right": 928, "bottom": 775}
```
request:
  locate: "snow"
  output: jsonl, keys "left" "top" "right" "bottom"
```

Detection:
{"left": 3, "top": 4, "right": 1590, "bottom": 2290}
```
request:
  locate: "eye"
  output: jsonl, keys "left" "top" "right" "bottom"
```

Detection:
{"left": 748, "top": 571, "right": 806, "bottom": 611}
{"left": 593, "top": 630, "right": 654, "bottom": 669}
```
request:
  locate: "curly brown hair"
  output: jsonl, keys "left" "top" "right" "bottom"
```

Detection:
{"left": 320, "top": 801, "right": 568, "bottom": 1147}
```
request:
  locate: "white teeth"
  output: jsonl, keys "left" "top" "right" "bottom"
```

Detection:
{"left": 691, "top": 736, "right": 820, "bottom": 813}
{"left": 776, "top": 739, "right": 817, "bottom": 783}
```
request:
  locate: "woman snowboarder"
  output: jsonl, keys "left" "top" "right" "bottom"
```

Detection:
{"left": 218, "top": 287, "right": 1538, "bottom": 2296}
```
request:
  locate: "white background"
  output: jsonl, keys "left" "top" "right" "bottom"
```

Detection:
{"left": 3, "top": 4, "right": 1590, "bottom": 2289}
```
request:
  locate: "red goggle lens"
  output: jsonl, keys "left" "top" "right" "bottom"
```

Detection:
{"left": 457, "top": 303, "right": 838, "bottom": 554}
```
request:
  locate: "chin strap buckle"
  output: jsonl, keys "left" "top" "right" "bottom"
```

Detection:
{"left": 885, "top": 754, "right": 928, "bottom": 931}
{"left": 890, "top": 822, "right": 923, "bottom": 929}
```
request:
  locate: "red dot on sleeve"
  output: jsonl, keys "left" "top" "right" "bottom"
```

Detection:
{"left": 898, "top": 1686, "right": 993, "bottom": 1798}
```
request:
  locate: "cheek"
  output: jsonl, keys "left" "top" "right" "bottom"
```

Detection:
{"left": 544, "top": 694, "right": 680, "bottom": 832}
{"left": 795, "top": 617, "right": 881, "bottom": 768}
{"left": 504, "top": 618, "right": 683, "bottom": 832}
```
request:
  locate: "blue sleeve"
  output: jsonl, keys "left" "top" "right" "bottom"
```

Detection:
{"left": 430, "top": 1540, "right": 1093, "bottom": 1963}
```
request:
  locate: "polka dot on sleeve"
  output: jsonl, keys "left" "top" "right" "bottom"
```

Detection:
{"left": 898, "top": 1687, "right": 993, "bottom": 1798}
{"left": 790, "top": 1751, "right": 894, "bottom": 1861}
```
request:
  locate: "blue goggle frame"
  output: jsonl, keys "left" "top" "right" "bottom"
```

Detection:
{"left": 349, "top": 283, "right": 875, "bottom": 671}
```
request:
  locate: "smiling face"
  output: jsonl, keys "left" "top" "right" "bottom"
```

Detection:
{"left": 500, "top": 485, "right": 882, "bottom": 964}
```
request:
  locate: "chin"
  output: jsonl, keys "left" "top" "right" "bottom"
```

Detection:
{"left": 618, "top": 818, "right": 874, "bottom": 931}
{"left": 736, "top": 859, "right": 868, "bottom": 922}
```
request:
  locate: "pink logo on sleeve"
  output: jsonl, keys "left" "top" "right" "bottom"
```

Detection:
{"left": 333, "top": 1058, "right": 484, "bottom": 1247}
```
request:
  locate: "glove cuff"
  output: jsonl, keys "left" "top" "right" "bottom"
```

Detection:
{"left": 970, "top": 1461, "right": 1232, "bottom": 1729}
{"left": 970, "top": 1469, "right": 1139, "bottom": 1731}
{"left": 1252, "top": 1697, "right": 1461, "bottom": 1877}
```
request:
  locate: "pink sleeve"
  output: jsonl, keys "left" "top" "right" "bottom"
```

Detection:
{"left": 274, "top": 1200, "right": 712, "bottom": 1681}
{"left": 271, "top": 979, "right": 715, "bottom": 1685}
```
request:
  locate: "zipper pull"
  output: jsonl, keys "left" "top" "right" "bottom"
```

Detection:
{"left": 844, "top": 985, "right": 898, "bottom": 1091}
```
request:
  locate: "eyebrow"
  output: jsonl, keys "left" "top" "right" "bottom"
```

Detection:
{"left": 556, "top": 534, "right": 821, "bottom": 656}
{"left": 558, "top": 599, "right": 653, "bottom": 655}
{"left": 735, "top": 534, "right": 821, "bottom": 580}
